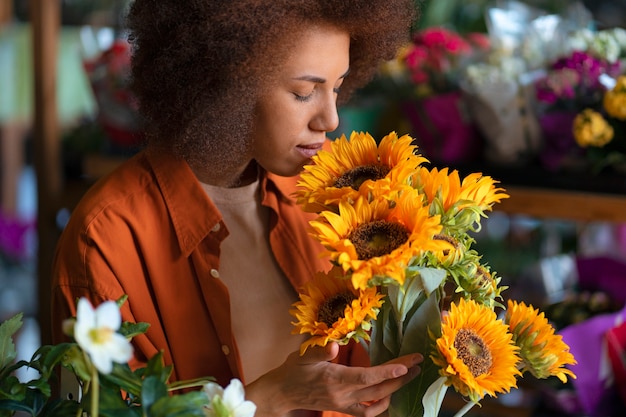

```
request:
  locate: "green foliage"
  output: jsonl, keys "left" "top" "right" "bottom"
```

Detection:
{"left": 0, "top": 300, "right": 214, "bottom": 417}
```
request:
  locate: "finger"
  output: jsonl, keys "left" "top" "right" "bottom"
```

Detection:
{"left": 351, "top": 364, "right": 421, "bottom": 406}
{"left": 343, "top": 395, "right": 391, "bottom": 417}
{"left": 385, "top": 352, "right": 424, "bottom": 367}
{"left": 346, "top": 352, "right": 423, "bottom": 386}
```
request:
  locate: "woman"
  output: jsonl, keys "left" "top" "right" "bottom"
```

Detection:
{"left": 51, "top": 1, "right": 421, "bottom": 416}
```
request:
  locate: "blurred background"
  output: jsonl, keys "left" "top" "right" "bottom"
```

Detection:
{"left": 1, "top": 1, "right": 626, "bottom": 416}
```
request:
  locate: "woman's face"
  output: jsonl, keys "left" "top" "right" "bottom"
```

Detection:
{"left": 251, "top": 24, "right": 350, "bottom": 177}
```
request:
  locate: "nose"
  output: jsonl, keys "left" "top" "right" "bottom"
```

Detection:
{"left": 310, "top": 94, "right": 340, "bottom": 133}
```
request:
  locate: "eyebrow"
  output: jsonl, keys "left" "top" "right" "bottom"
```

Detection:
{"left": 292, "top": 68, "right": 351, "bottom": 84}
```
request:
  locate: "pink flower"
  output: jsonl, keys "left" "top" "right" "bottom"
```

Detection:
{"left": 415, "top": 27, "right": 472, "bottom": 55}
{"left": 466, "top": 32, "right": 491, "bottom": 51}
{"left": 400, "top": 27, "right": 480, "bottom": 95}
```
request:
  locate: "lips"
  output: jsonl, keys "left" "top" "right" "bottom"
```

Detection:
{"left": 296, "top": 142, "right": 324, "bottom": 158}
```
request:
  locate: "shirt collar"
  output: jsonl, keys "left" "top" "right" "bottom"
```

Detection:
{"left": 146, "top": 149, "right": 221, "bottom": 257}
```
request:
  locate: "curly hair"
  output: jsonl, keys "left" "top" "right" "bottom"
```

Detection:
{"left": 126, "top": 0, "right": 417, "bottom": 167}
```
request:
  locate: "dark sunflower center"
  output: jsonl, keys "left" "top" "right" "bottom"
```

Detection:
{"left": 318, "top": 291, "right": 357, "bottom": 327}
{"left": 434, "top": 233, "right": 458, "bottom": 256}
{"left": 454, "top": 328, "right": 493, "bottom": 377}
{"left": 334, "top": 165, "right": 390, "bottom": 190}
{"left": 348, "top": 220, "right": 410, "bottom": 260}
{"left": 475, "top": 265, "right": 492, "bottom": 286}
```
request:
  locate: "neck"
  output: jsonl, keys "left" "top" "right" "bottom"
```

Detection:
{"left": 192, "top": 160, "right": 260, "bottom": 188}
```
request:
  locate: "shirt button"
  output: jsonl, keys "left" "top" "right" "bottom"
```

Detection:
{"left": 222, "top": 345, "right": 230, "bottom": 355}
{"left": 211, "top": 223, "right": 221, "bottom": 232}
{"left": 210, "top": 269, "right": 220, "bottom": 278}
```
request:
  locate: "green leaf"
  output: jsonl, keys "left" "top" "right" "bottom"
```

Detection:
{"left": 0, "top": 375, "right": 26, "bottom": 400}
{"left": 0, "top": 360, "right": 29, "bottom": 383}
{"left": 141, "top": 375, "right": 168, "bottom": 412}
{"left": 0, "top": 387, "right": 50, "bottom": 416}
{"left": 0, "top": 399, "right": 34, "bottom": 414}
{"left": 30, "top": 343, "right": 75, "bottom": 378}
{"left": 149, "top": 391, "right": 208, "bottom": 417}
{"left": 140, "top": 352, "right": 172, "bottom": 384}
{"left": 21, "top": 388, "right": 48, "bottom": 415}
{"left": 414, "top": 267, "right": 447, "bottom": 296}
{"left": 88, "top": 382, "right": 138, "bottom": 417}
{"left": 38, "top": 398, "right": 82, "bottom": 417}
{"left": 0, "top": 313, "right": 23, "bottom": 370}
{"left": 102, "top": 363, "right": 143, "bottom": 397}
{"left": 399, "top": 292, "right": 441, "bottom": 356}
{"left": 389, "top": 356, "right": 443, "bottom": 417}
{"left": 61, "top": 345, "right": 92, "bottom": 382}
{"left": 22, "top": 378, "right": 51, "bottom": 398}
{"left": 388, "top": 293, "right": 444, "bottom": 417}
{"left": 120, "top": 322, "right": 150, "bottom": 339}
{"left": 369, "top": 299, "right": 399, "bottom": 366}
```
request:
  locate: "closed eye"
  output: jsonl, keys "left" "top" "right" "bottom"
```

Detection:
{"left": 294, "top": 92, "right": 313, "bottom": 102}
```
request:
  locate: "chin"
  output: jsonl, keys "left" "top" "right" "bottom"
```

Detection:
{"left": 266, "top": 164, "right": 305, "bottom": 178}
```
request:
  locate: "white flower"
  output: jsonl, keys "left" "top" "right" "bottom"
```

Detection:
{"left": 202, "top": 379, "right": 256, "bottom": 417}
{"left": 567, "top": 28, "right": 594, "bottom": 54}
{"left": 607, "top": 27, "right": 626, "bottom": 53}
{"left": 73, "top": 297, "right": 133, "bottom": 374}
{"left": 588, "top": 31, "right": 621, "bottom": 64}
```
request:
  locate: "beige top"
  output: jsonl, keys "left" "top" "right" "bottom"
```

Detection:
{"left": 202, "top": 179, "right": 306, "bottom": 384}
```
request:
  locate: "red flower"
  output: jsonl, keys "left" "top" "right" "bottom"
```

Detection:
{"left": 414, "top": 27, "right": 472, "bottom": 55}
{"left": 401, "top": 27, "right": 478, "bottom": 95}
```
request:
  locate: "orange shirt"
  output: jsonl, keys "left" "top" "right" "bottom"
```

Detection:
{"left": 50, "top": 148, "right": 339, "bottom": 387}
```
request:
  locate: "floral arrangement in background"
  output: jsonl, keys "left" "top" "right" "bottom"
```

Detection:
{"left": 371, "top": 27, "right": 489, "bottom": 165}
{"left": 533, "top": 27, "right": 626, "bottom": 172}
{"left": 571, "top": 75, "right": 626, "bottom": 173}
{"left": 0, "top": 296, "right": 256, "bottom": 417}
{"left": 380, "top": 27, "right": 490, "bottom": 99}
{"left": 83, "top": 37, "right": 144, "bottom": 150}
{"left": 290, "top": 131, "right": 576, "bottom": 417}
{"left": 534, "top": 49, "right": 621, "bottom": 112}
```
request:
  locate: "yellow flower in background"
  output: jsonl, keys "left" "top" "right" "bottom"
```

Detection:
{"left": 309, "top": 190, "right": 449, "bottom": 289}
{"left": 295, "top": 131, "right": 426, "bottom": 213}
{"left": 505, "top": 300, "right": 577, "bottom": 383}
{"left": 603, "top": 75, "right": 626, "bottom": 121}
{"left": 430, "top": 298, "right": 521, "bottom": 403}
{"left": 573, "top": 109, "right": 614, "bottom": 148}
{"left": 290, "top": 267, "right": 383, "bottom": 355}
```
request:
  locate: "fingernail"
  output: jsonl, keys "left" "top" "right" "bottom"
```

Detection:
{"left": 393, "top": 366, "right": 408, "bottom": 378}
{"left": 412, "top": 353, "right": 424, "bottom": 365}
{"left": 409, "top": 365, "right": 422, "bottom": 377}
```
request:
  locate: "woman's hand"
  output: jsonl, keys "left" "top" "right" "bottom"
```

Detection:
{"left": 246, "top": 342, "right": 423, "bottom": 417}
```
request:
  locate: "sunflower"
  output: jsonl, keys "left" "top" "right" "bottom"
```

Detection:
{"left": 456, "top": 262, "right": 505, "bottom": 309}
{"left": 430, "top": 298, "right": 521, "bottom": 403}
{"left": 411, "top": 167, "right": 508, "bottom": 233}
{"left": 309, "top": 189, "right": 449, "bottom": 289}
{"left": 505, "top": 300, "right": 577, "bottom": 382}
{"left": 290, "top": 267, "right": 383, "bottom": 355}
{"left": 295, "top": 131, "right": 427, "bottom": 213}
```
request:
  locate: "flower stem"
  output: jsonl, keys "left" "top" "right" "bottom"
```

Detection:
{"left": 453, "top": 401, "right": 475, "bottom": 417}
{"left": 91, "top": 366, "right": 99, "bottom": 417}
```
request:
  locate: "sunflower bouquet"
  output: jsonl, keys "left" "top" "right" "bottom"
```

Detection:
{"left": 290, "top": 131, "right": 577, "bottom": 417}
